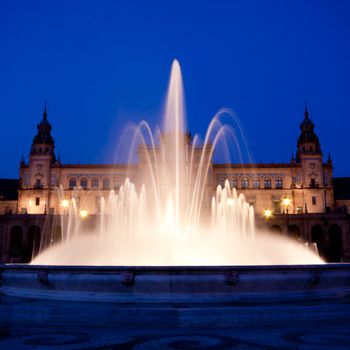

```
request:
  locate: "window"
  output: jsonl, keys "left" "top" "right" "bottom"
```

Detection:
{"left": 217, "top": 176, "right": 225, "bottom": 188}
{"left": 50, "top": 175, "right": 57, "bottom": 186}
{"left": 252, "top": 179, "right": 260, "bottom": 189}
{"left": 103, "top": 178, "right": 110, "bottom": 190}
{"left": 230, "top": 178, "right": 238, "bottom": 188}
{"left": 273, "top": 201, "right": 281, "bottom": 214}
{"left": 114, "top": 179, "right": 121, "bottom": 190}
{"left": 264, "top": 179, "right": 271, "bottom": 189}
{"left": 241, "top": 179, "right": 248, "bottom": 189}
{"left": 296, "top": 206, "right": 303, "bottom": 214}
{"left": 80, "top": 178, "right": 88, "bottom": 189}
{"left": 310, "top": 178, "right": 319, "bottom": 188}
{"left": 92, "top": 178, "right": 99, "bottom": 189}
{"left": 312, "top": 196, "right": 317, "bottom": 205}
{"left": 69, "top": 178, "right": 77, "bottom": 190}
{"left": 275, "top": 178, "right": 283, "bottom": 189}
{"left": 247, "top": 195, "right": 256, "bottom": 208}
{"left": 35, "top": 197, "right": 40, "bottom": 206}
{"left": 35, "top": 179, "right": 42, "bottom": 188}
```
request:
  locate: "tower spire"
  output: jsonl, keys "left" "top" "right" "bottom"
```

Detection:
{"left": 327, "top": 152, "right": 332, "bottom": 164}
{"left": 43, "top": 101, "right": 47, "bottom": 120}
{"left": 296, "top": 103, "right": 321, "bottom": 162}
{"left": 31, "top": 104, "right": 55, "bottom": 157}
{"left": 304, "top": 100, "right": 309, "bottom": 119}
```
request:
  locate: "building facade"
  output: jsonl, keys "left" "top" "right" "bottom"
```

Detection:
{"left": 1, "top": 105, "right": 349, "bottom": 263}
{"left": 18, "top": 106, "right": 334, "bottom": 216}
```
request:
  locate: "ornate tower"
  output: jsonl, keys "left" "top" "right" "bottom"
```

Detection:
{"left": 296, "top": 104, "right": 322, "bottom": 164}
{"left": 30, "top": 103, "right": 55, "bottom": 161}
{"left": 295, "top": 104, "right": 332, "bottom": 213}
{"left": 18, "top": 104, "right": 56, "bottom": 214}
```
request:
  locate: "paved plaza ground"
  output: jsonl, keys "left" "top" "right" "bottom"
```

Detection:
{"left": 1, "top": 297, "right": 350, "bottom": 349}
{"left": 1, "top": 322, "right": 350, "bottom": 349}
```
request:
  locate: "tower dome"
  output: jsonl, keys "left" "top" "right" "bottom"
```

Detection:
{"left": 296, "top": 103, "right": 321, "bottom": 162}
{"left": 30, "top": 104, "right": 55, "bottom": 157}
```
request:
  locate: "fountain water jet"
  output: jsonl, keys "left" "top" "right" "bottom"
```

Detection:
{"left": 31, "top": 59, "right": 323, "bottom": 266}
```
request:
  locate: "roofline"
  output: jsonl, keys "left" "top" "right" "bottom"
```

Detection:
{"left": 19, "top": 161, "right": 333, "bottom": 170}
{"left": 60, "top": 164, "right": 138, "bottom": 169}
{"left": 212, "top": 163, "right": 297, "bottom": 169}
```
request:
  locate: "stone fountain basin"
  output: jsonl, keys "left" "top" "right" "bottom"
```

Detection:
{"left": 1, "top": 264, "right": 349, "bottom": 304}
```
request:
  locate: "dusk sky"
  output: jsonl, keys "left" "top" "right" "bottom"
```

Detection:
{"left": 1, "top": 0, "right": 350, "bottom": 178}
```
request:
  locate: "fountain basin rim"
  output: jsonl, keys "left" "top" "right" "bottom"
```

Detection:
{"left": 1, "top": 263, "right": 350, "bottom": 305}
{"left": 3, "top": 263, "right": 348, "bottom": 272}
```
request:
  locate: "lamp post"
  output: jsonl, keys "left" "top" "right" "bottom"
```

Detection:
{"left": 282, "top": 196, "right": 291, "bottom": 231}
{"left": 263, "top": 208, "right": 272, "bottom": 232}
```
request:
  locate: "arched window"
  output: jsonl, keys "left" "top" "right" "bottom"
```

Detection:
{"left": 114, "top": 178, "right": 121, "bottom": 190}
{"left": 80, "top": 177, "right": 88, "bottom": 189}
{"left": 241, "top": 178, "right": 249, "bottom": 189}
{"left": 230, "top": 177, "right": 238, "bottom": 189}
{"left": 9, "top": 226, "right": 23, "bottom": 258}
{"left": 103, "top": 177, "right": 110, "bottom": 190}
{"left": 252, "top": 178, "right": 260, "bottom": 189}
{"left": 34, "top": 178, "right": 42, "bottom": 189}
{"left": 275, "top": 177, "right": 283, "bottom": 189}
{"left": 264, "top": 178, "right": 272, "bottom": 189}
{"left": 217, "top": 176, "right": 226, "bottom": 188}
{"left": 91, "top": 178, "right": 99, "bottom": 189}
{"left": 69, "top": 178, "right": 77, "bottom": 190}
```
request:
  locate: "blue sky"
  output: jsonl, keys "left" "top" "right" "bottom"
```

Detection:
{"left": 1, "top": 0, "right": 349, "bottom": 177}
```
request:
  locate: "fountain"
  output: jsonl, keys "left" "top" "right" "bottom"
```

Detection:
{"left": 30, "top": 59, "right": 321, "bottom": 266}
{"left": 1, "top": 60, "right": 349, "bottom": 329}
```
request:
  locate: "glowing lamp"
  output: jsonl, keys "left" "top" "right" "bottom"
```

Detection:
{"left": 282, "top": 197, "right": 291, "bottom": 207}
{"left": 79, "top": 209, "right": 88, "bottom": 218}
{"left": 264, "top": 209, "right": 272, "bottom": 220}
{"left": 61, "top": 199, "right": 69, "bottom": 208}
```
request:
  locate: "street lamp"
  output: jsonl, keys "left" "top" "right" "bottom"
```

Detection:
{"left": 60, "top": 199, "right": 69, "bottom": 215}
{"left": 61, "top": 199, "right": 69, "bottom": 208}
{"left": 282, "top": 196, "right": 291, "bottom": 214}
{"left": 263, "top": 208, "right": 272, "bottom": 221}
{"left": 79, "top": 209, "right": 88, "bottom": 219}
{"left": 282, "top": 196, "right": 291, "bottom": 230}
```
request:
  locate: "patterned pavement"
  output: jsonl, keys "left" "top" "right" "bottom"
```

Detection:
{"left": 1, "top": 324, "right": 350, "bottom": 349}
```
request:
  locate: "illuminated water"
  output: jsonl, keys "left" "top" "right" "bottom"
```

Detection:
{"left": 32, "top": 60, "right": 323, "bottom": 266}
